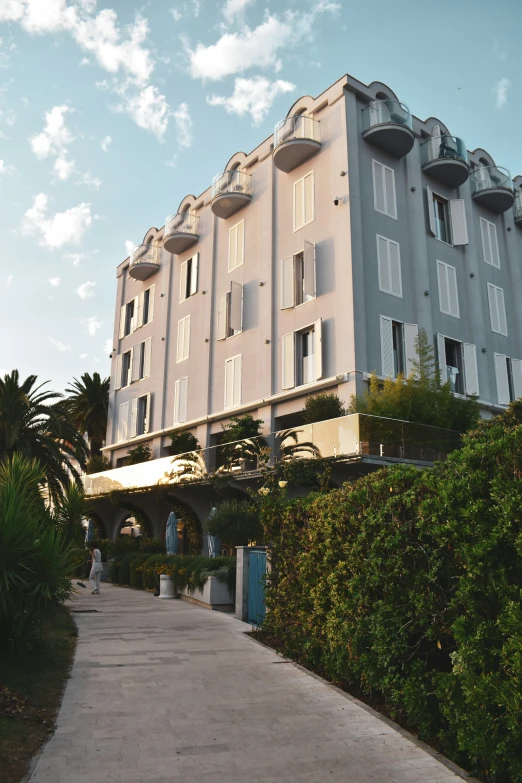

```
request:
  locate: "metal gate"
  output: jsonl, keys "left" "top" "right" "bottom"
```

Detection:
{"left": 247, "top": 550, "right": 266, "bottom": 626}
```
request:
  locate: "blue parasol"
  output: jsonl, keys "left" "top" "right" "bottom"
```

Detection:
{"left": 208, "top": 534, "right": 221, "bottom": 558}
{"left": 166, "top": 511, "right": 179, "bottom": 555}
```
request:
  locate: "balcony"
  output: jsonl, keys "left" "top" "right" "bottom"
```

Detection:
{"left": 273, "top": 115, "right": 321, "bottom": 173}
{"left": 83, "top": 414, "right": 461, "bottom": 497}
{"left": 470, "top": 165, "right": 514, "bottom": 213}
{"left": 514, "top": 192, "right": 522, "bottom": 226}
{"left": 128, "top": 244, "right": 160, "bottom": 281}
{"left": 421, "top": 135, "right": 469, "bottom": 188}
{"left": 163, "top": 212, "right": 199, "bottom": 255}
{"left": 211, "top": 170, "right": 252, "bottom": 219}
{"left": 362, "top": 99, "right": 414, "bottom": 158}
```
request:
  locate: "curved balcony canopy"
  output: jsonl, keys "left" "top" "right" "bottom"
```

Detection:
{"left": 211, "top": 170, "right": 252, "bottom": 219}
{"left": 470, "top": 166, "right": 515, "bottom": 213}
{"left": 514, "top": 192, "right": 522, "bottom": 226}
{"left": 421, "top": 135, "right": 469, "bottom": 188}
{"left": 362, "top": 99, "right": 414, "bottom": 158}
{"left": 273, "top": 114, "right": 321, "bottom": 173}
{"left": 129, "top": 244, "right": 160, "bottom": 281}
{"left": 163, "top": 212, "right": 200, "bottom": 255}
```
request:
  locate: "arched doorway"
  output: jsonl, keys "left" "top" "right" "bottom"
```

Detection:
{"left": 161, "top": 495, "right": 203, "bottom": 555}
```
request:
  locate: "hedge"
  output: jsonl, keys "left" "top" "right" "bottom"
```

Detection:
{"left": 261, "top": 403, "right": 522, "bottom": 783}
{"left": 129, "top": 554, "right": 151, "bottom": 589}
{"left": 117, "top": 553, "right": 134, "bottom": 586}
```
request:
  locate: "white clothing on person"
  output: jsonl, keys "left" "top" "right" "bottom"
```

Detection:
{"left": 89, "top": 548, "right": 103, "bottom": 593}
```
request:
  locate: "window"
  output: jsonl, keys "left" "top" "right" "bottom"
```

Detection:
{"left": 142, "top": 285, "right": 155, "bottom": 325}
{"left": 437, "top": 260, "right": 460, "bottom": 318}
{"left": 437, "top": 335, "right": 479, "bottom": 396}
{"left": 117, "top": 402, "right": 129, "bottom": 442}
{"left": 174, "top": 377, "right": 188, "bottom": 424}
{"left": 282, "top": 320, "right": 322, "bottom": 389}
{"left": 224, "top": 354, "right": 242, "bottom": 409}
{"left": 280, "top": 242, "right": 316, "bottom": 309}
{"left": 228, "top": 221, "right": 244, "bottom": 272}
{"left": 379, "top": 317, "right": 418, "bottom": 378}
{"left": 494, "top": 354, "right": 522, "bottom": 405}
{"left": 293, "top": 171, "right": 314, "bottom": 231}
{"left": 480, "top": 218, "right": 500, "bottom": 268}
{"left": 487, "top": 283, "right": 508, "bottom": 336}
{"left": 121, "top": 350, "right": 132, "bottom": 387}
{"left": 372, "top": 160, "right": 397, "bottom": 219}
{"left": 377, "top": 235, "right": 402, "bottom": 298}
{"left": 179, "top": 253, "right": 199, "bottom": 301}
{"left": 176, "top": 315, "right": 191, "bottom": 361}
{"left": 131, "top": 338, "right": 152, "bottom": 382}
{"left": 217, "top": 282, "right": 243, "bottom": 339}
{"left": 427, "top": 188, "right": 468, "bottom": 246}
{"left": 130, "top": 394, "right": 150, "bottom": 437}
{"left": 120, "top": 299, "right": 135, "bottom": 338}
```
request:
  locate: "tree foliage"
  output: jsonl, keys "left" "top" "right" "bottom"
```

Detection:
{"left": 349, "top": 330, "right": 480, "bottom": 433}
{"left": 302, "top": 392, "right": 346, "bottom": 424}
{"left": 62, "top": 372, "right": 110, "bottom": 456}
{"left": 126, "top": 444, "right": 152, "bottom": 465}
{"left": 206, "top": 498, "right": 263, "bottom": 548}
{"left": 168, "top": 431, "right": 200, "bottom": 456}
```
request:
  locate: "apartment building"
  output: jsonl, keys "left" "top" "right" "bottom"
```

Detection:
{"left": 99, "top": 72, "right": 522, "bottom": 479}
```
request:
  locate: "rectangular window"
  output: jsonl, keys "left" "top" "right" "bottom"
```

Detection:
{"left": 281, "top": 242, "right": 316, "bottom": 309}
{"left": 176, "top": 315, "right": 191, "bottom": 361}
{"left": 224, "top": 354, "right": 242, "bottom": 409}
{"left": 487, "top": 283, "right": 508, "bottom": 336}
{"left": 427, "top": 189, "right": 468, "bottom": 246}
{"left": 437, "top": 335, "right": 479, "bottom": 396}
{"left": 174, "top": 377, "right": 188, "bottom": 424}
{"left": 380, "top": 317, "right": 419, "bottom": 378}
{"left": 179, "top": 254, "right": 199, "bottom": 301}
{"left": 437, "top": 260, "right": 460, "bottom": 318}
{"left": 282, "top": 320, "right": 322, "bottom": 389}
{"left": 117, "top": 402, "right": 129, "bottom": 442}
{"left": 119, "top": 300, "right": 135, "bottom": 338}
{"left": 372, "top": 160, "right": 397, "bottom": 219}
{"left": 293, "top": 171, "right": 315, "bottom": 231}
{"left": 216, "top": 283, "right": 243, "bottom": 339}
{"left": 444, "top": 338, "right": 465, "bottom": 394}
{"left": 228, "top": 221, "right": 244, "bottom": 272}
{"left": 480, "top": 218, "right": 500, "bottom": 268}
{"left": 121, "top": 350, "right": 132, "bottom": 387}
{"left": 136, "top": 394, "right": 150, "bottom": 436}
{"left": 377, "top": 235, "right": 402, "bottom": 298}
{"left": 433, "top": 194, "right": 450, "bottom": 243}
{"left": 142, "top": 285, "right": 155, "bottom": 325}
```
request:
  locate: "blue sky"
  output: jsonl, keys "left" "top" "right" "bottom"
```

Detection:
{"left": 0, "top": 0, "right": 520, "bottom": 392}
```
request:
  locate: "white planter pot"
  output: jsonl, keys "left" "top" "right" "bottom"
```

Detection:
{"left": 180, "top": 576, "right": 233, "bottom": 609}
{"left": 158, "top": 574, "right": 176, "bottom": 599}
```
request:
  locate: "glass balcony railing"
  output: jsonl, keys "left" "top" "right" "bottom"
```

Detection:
{"left": 421, "top": 135, "right": 467, "bottom": 167}
{"left": 514, "top": 192, "right": 522, "bottom": 222}
{"left": 212, "top": 170, "right": 252, "bottom": 200}
{"left": 274, "top": 115, "right": 320, "bottom": 148}
{"left": 165, "top": 212, "right": 199, "bottom": 238}
{"left": 83, "top": 414, "right": 462, "bottom": 496}
{"left": 470, "top": 165, "right": 512, "bottom": 196}
{"left": 129, "top": 244, "right": 160, "bottom": 269}
{"left": 362, "top": 99, "right": 412, "bottom": 132}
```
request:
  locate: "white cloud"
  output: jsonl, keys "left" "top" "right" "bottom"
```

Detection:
{"left": 79, "top": 352, "right": 88, "bottom": 359}
{"left": 104, "top": 338, "right": 113, "bottom": 354}
{"left": 54, "top": 152, "right": 75, "bottom": 180}
{"left": 63, "top": 251, "right": 86, "bottom": 266}
{"left": 95, "top": 78, "right": 110, "bottom": 90}
{"left": 0, "top": 159, "right": 15, "bottom": 175}
{"left": 170, "top": 8, "right": 182, "bottom": 21}
{"left": 30, "top": 104, "right": 74, "bottom": 159}
{"left": 76, "top": 280, "right": 96, "bottom": 299}
{"left": 100, "top": 134, "right": 112, "bottom": 151}
{"left": 208, "top": 76, "right": 294, "bottom": 124}
{"left": 6, "top": 274, "right": 13, "bottom": 288}
{"left": 495, "top": 78, "right": 510, "bottom": 109}
{"left": 82, "top": 315, "right": 103, "bottom": 336}
{"left": 22, "top": 193, "right": 92, "bottom": 249}
{"left": 76, "top": 171, "right": 102, "bottom": 189}
{"left": 188, "top": 5, "right": 340, "bottom": 81}
{"left": 49, "top": 337, "right": 72, "bottom": 352}
{"left": 222, "top": 0, "right": 254, "bottom": 25}
{"left": 173, "top": 102, "right": 192, "bottom": 147}
{"left": 115, "top": 81, "right": 170, "bottom": 140}
{"left": 48, "top": 277, "right": 60, "bottom": 286}
{"left": 125, "top": 239, "right": 135, "bottom": 256}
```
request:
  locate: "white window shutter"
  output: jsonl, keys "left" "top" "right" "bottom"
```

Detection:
{"left": 190, "top": 253, "right": 199, "bottom": 296}
{"left": 427, "top": 186, "right": 436, "bottom": 236}
{"left": 130, "top": 398, "right": 138, "bottom": 438}
{"left": 281, "top": 256, "right": 295, "bottom": 309}
{"left": 131, "top": 296, "right": 140, "bottom": 332}
{"left": 449, "top": 199, "right": 468, "bottom": 246}
{"left": 489, "top": 223, "right": 500, "bottom": 268}
{"left": 148, "top": 285, "right": 155, "bottom": 323}
{"left": 183, "top": 315, "right": 191, "bottom": 359}
{"left": 304, "top": 172, "right": 314, "bottom": 224}
{"left": 447, "top": 264, "right": 459, "bottom": 318}
{"left": 228, "top": 224, "right": 237, "bottom": 271}
{"left": 173, "top": 379, "right": 180, "bottom": 423}
{"left": 372, "top": 160, "right": 386, "bottom": 214}
{"left": 131, "top": 345, "right": 140, "bottom": 382}
{"left": 119, "top": 305, "right": 126, "bottom": 339}
{"left": 496, "top": 287, "right": 507, "bottom": 336}
{"left": 463, "top": 343, "right": 479, "bottom": 396}
{"left": 143, "top": 337, "right": 152, "bottom": 378}
{"left": 438, "top": 261, "right": 458, "bottom": 317}
{"left": 233, "top": 355, "right": 242, "bottom": 406}
{"left": 118, "top": 402, "right": 129, "bottom": 442}
{"left": 178, "top": 377, "right": 188, "bottom": 423}
{"left": 487, "top": 283, "right": 499, "bottom": 333}
{"left": 137, "top": 292, "right": 145, "bottom": 328}
{"left": 282, "top": 332, "right": 295, "bottom": 389}
{"left": 229, "top": 282, "right": 243, "bottom": 332}
{"left": 388, "top": 240, "right": 402, "bottom": 298}
{"left": 294, "top": 178, "right": 304, "bottom": 230}
{"left": 144, "top": 392, "right": 151, "bottom": 433}
{"left": 377, "top": 236, "right": 390, "bottom": 294}
{"left": 404, "top": 323, "right": 419, "bottom": 378}
{"left": 384, "top": 165, "right": 397, "bottom": 219}
{"left": 179, "top": 260, "right": 188, "bottom": 302}
{"left": 176, "top": 318, "right": 184, "bottom": 360}
{"left": 380, "top": 315, "right": 394, "bottom": 378}
{"left": 115, "top": 354, "right": 123, "bottom": 390}
{"left": 217, "top": 293, "right": 228, "bottom": 341}
{"left": 494, "top": 353, "right": 510, "bottom": 405}
{"left": 437, "top": 333, "right": 447, "bottom": 384}
{"left": 480, "top": 218, "right": 492, "bottom": 265}
{"left": 237, "top": 221, "right": 244, "bottom": 267}
{"left": 224, "top": 358, "right": 234, "bottom": 408}
{"left": 314, "top": 318, "right": 323, "bottom": 380}
{"left": 303, "top": 241, "right": 316, "bottom": 298}
{"left": 511, "top": 359, "right": 522, "bottom": 399}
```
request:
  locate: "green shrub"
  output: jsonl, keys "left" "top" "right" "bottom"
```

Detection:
{"left": 206, "top": 499, "right": 262, "bottom": 548}
{"left": 84, "top": 454, "right": 111, "bottom": 474}
{"left": 129, "top": 554, "right": 150, "bottom": 589}
{"left": 168, "top": 431, "right": 200, "bottom": 456}
{"left": 126, "top": 444, "right": 152, "bottom": 465}
{"left": 262, "top": 402, "right": 522, "bottom": 783}
{"left": 302, "top": 392, "right": 346, "bottom": 424}
{"left": 117, "top": 553, "right": 134, "bottom": 586}
{"left": 109, "top": 558, "right": 120, "bottom": 584}
{"left": 140, "top": 554, "right": 236, "bottom": 595}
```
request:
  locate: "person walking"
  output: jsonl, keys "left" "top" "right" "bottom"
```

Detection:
{"left": 89, "top": 542, "right": 103, "bottom": 595}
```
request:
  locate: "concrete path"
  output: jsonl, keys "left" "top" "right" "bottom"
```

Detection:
{"left": 30, "top": 583, "right": 473, "bottom": 783}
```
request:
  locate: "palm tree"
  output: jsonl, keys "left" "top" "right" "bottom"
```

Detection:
{"left": 0, "top": 370, "right": 88, "bottom": 504}
{"left": 63, "top": 372, "right": 110, "bottom": 456}
{"left": 54, "top": 482, "right": 93, "bottom": 547}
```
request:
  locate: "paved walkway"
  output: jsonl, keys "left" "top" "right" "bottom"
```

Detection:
{"left": 30, "top": 583, "right": 473, "bottom": 783}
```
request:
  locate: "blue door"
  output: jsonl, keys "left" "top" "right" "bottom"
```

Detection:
{"left": 248, "top": 550, "right": 266, "bottom": 626}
